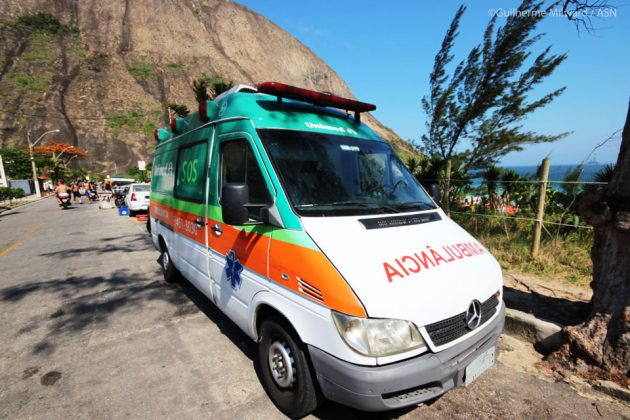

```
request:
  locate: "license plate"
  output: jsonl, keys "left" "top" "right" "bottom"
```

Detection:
{"left": 465, "top": 347, "right": 495, "bottom": 385}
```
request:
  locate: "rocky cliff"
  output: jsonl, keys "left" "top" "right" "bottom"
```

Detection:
{"left": 0, "top": 0, "right": 414, "bottom": 173}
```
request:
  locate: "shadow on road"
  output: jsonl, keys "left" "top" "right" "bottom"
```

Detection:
{"left": 0, "top": 210, "right": 22, "bottom": 220}
{"left": 38, "top": 233, "right": 154, "bottom": 257}
{"left": 503, "top": 286, "right": 590, "bottom": 326}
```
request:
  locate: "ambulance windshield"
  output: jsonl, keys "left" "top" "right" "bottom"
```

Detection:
{"left": 258, "top": 129, "right": 436, "bottom": 217}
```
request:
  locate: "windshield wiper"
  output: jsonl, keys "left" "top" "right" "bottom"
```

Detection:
{"left": 394, "top": 201, "right": 436, "bottom": 211}
{"left": 296, "top": 201, "right": 400, "bottom": 213}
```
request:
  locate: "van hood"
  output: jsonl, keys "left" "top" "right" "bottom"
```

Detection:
{"left": 301, "top": 210, "right": 503, "bottom": 327}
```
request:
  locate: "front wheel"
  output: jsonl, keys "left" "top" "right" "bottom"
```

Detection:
{"left": 159, "top": 246, "right": 181, "bottom": 283}
{"left": 258, "top": 317, "right": 321, "bottom": 419}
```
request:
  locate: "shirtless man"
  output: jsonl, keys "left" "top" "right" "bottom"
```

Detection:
{"left": 54, "top": 181, "right": 71, "bottom": 206}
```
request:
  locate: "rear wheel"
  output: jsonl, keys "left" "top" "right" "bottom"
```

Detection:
{"left": 258, "top": 316, "right": 321, "bottom": 419}
{"left": 128, "top": 210, "right": 136, "bottom": 217}
{"left": 159, "top": 245, "right": 181, "bottom": 283}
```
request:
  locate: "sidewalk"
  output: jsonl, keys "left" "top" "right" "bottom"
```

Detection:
{"left": 502, "top": 271, "right": 589, "bottom": 352}
{"left": 0, "top": 194, "right": 51, "bottom": 215}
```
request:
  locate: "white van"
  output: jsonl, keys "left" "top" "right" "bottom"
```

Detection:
{"left": 149, "top": 82, "right": 504, "bottom": 418}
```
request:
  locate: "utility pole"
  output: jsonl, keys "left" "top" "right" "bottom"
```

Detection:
{"left": 532, "top": 158, "right": 550, "bottom": 257}
{"left": 28, "top": 129, "right": 60, "bottom": 197}
{"left": 0, "top": 154, "right": 7, "bottom": 187}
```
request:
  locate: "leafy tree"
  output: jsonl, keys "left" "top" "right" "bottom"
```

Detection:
{"left": 0, "top": 147, "right": 52, "bottom": 179}
{"left": 13, "top": 12, "right": 79, "bottom": 36}
{"left": 405, "top": 157, "right": 420, "bottom": 175}
{"left": 421, "top": 0, "right": 568, "bottom": 172}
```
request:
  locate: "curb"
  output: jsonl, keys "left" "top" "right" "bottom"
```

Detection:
{"left": 503, "top": 307, "right": 565, "bottom": 353}
{"left": 592, "top": 380, "right": 630, "bottom": 403}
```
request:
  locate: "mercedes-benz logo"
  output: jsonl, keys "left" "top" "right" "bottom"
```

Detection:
{"left": 466, "top": 300, "right": 482, "bottom": 330}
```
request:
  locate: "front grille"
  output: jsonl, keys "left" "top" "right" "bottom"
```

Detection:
{"left": 425, "top": 294, "right": 499, "bottom": 347}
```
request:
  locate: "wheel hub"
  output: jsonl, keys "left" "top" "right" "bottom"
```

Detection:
{"left": 162, "top": 251, "right": 169, "bottom": 271}
{"left": 268, "top": 340, "right": 296, "bottom": 389}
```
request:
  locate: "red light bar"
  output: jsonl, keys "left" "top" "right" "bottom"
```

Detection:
{"left": 257, "top": 81, "right": 376, "bottom": 113}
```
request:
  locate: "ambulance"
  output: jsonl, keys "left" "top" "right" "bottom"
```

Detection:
{"left": 149, "top": 82, "right": 504, "bottom": 418}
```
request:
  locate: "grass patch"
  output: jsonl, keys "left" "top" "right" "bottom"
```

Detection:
{"left": 107, "top": 109, "right": 144, "bottom": 130}
{"left": 452, "top": 213, "right": 593, "bottom": 288}
{"left": 129, "top": 62, "right": 156, "bottom": 79}
{"left": 106, "top": 105, "right": 161, "bottom": 136}
{"left": 7, "top": 72, "right": 51, "bottom": 92}
{"left": 67, "top": 42, "right": 86, "bottom": 61}
{"left": 23, "top": 32, "right": 55, "bottom": 62}
{"left": 166, "top": 62, "right": 184, "bottom": 69}
{"left": 14, "top": 12, "right": 79, "bottom": 36}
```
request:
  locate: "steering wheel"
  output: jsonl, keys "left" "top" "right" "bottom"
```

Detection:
{"left": 391, "top": 179, "right": 408, "bottom": 194}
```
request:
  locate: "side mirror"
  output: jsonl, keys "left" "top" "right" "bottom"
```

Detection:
{"left": 221, "top": 183, "right": 249, "bottom": 225}
{"left": 429, "top": 183, "right": 441, "bottom": 204}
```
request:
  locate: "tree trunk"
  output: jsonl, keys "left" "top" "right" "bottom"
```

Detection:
{"left": 550, "top": 103, "right": 630, "bottom": 383}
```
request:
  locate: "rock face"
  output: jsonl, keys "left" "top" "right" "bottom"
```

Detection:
{"left": 0, "top": 0, "right": 410, "bottom": 173}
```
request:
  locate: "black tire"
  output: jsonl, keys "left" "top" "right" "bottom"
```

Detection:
{"left": 128, "top": 210, "right": 136, "bottom": 217}
{"left": 159, "top": 246, "right": 181, "bottom": 283}
{"left": 258, "top": 316, "right": 322, "bottom": 419}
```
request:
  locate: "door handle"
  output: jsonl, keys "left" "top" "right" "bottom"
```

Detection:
{"left": 195, "top": 217, "right": 206, "bottom": 227}
{"left": 211, "top": 224, "right": 223, "bottom": 236}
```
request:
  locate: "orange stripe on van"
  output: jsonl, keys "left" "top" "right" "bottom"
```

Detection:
{"left": 152, "top": 201, "right": 366, "bottom": 318}
{"left": 268, "top": 238, "right": 367, "bottom": 317}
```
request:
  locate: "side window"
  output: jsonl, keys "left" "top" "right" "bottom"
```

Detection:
{"left": 175, "top": 141, "right": 208, "bottom": 202}
{"left": 220, "top": 139, "right": 270, "bottom": 218}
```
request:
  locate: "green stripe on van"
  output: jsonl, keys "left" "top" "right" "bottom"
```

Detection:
{"left": 151, "top": 193, "right": 317, "bottom": 250}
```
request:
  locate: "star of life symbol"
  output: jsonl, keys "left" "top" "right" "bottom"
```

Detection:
{"left": 225, "top": 249, "right": 244, "bottom": 289}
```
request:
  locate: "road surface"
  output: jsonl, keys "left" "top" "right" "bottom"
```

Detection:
{"left": 0, "top": 198, "right": 627, "bottom": 418}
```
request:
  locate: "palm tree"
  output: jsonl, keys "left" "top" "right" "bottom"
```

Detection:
{"left": 168, "top": 103, "right": 190, "bottom": 117}
{"left": 192, "top": 78, "right": 210, "bottom": 103}
{"left": 584, "top": 163, "right": 615, "bottom": 193}
{"left": 483, "top": 166, "right": 503, "bottom": 210}
{"left": 500, "top": 169, "right": 521, "bottom": 207}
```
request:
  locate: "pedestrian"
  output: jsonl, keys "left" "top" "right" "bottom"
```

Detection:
{"left": 84, "top": 180, "right": 92, "bottom": 204}
{"left": 71, "top": 182, "right": 80, "bottom": 203}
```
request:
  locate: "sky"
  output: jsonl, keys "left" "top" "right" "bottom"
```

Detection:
{"left": 236, "top": 0, "right": 629, "bottom": 166}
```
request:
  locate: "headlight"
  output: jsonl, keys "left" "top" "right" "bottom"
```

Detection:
{"left": 332, "top": 312, "right": 427, "bottom": 357}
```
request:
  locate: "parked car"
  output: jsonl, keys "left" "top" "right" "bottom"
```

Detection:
{"left": 124, "top": 183, "right": 150, "bottom": 216}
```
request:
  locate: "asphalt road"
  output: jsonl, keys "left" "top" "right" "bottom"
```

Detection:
{"left": 0, "top": 198, "right": 627, "bottom": 419}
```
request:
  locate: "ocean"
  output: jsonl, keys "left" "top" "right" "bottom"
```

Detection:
{"left": 466, "top": 163, "right": 611, "bottom": 189}
{"left": 506, "top": 163, "right": 610, "bottom": 182}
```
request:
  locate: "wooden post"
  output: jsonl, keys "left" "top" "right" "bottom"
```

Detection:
{"left": 444, "top": 158, "right": 452, "bottom": 216}
{"left": 532, "top": 158, "right": 550, "bottom": 257}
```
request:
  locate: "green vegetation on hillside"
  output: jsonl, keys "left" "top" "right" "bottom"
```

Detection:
{"left": 106, "top": 105, "right": 161, "bottom": 135}
{"left": 6, "top": 72, "right": 51, "bottom": 93}
{"left": 12, "top": 12, "right": 79, "bottom": 36}
{"left": 128, "top": 62, "right": 156, "bottom": 79}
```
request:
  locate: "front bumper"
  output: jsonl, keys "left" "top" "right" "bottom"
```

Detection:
{"left": 309, "top": 303, "right": 505, "bottom": 412}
